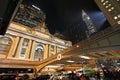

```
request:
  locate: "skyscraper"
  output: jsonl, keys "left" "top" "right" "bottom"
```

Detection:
{"left": 82, "top": 10, "right": 97, "bottom": 38}
{"left": 94, "top": 0, "right": 120, "bottom": 27}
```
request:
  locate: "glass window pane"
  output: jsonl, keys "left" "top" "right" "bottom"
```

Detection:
{"left": 19, "top": 38, "right": 28, "bottom": 58}
{"left": 50, "top": 45, "right": 54, "bottom": 56}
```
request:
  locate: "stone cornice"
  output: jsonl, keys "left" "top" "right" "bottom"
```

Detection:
{"left": 6, "top": 22, "right": 72, "bottom": 48}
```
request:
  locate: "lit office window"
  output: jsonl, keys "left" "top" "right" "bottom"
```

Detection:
{"left": 118, "top": 14, "right": 120, "bottom": 18}
{"left": 111, "top": 7, "right": 114, "bottom": 10}
{"left": 105, "top": 6, "right": 109, "bottom": 8}
{"left": 117, "top": 21, "right": 120, "bottom": 24}
{"left": 117, "top": 0, "right": 120, "bottom": 5}
{"left": 103, "top": 3, "right": 106, "bottom": 5}
{"left": 101, "top": 0, "right": 104, "bottom": 2}
{"left": 105, "top": 1, "right": 108, "bottom": 3}
{"left": 34, "top": 43, "right": 44, "bottom": 61}
{"left": 0, "top": 36, "right": 12, "bottom": 54}
{"left": 19, "top": 38, "right": 28, "bottom": 58}
{"left": 107, "top": 6, "right": 114, "bottom": 12}
{"left": 108, "top": 4, "right": 111, "bottom": 7}
{"left": 108, "top": 9, "right": 112, "bottom": 12}
{"left": 114, "top": 16, "right": 118, "bottom": 20}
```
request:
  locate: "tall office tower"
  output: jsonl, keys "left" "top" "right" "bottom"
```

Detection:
{"left": 82, "top": 10, "right": 97, "bottom": 38}
{"left": 94, "top": 0, "right": 120, "bottom": 27}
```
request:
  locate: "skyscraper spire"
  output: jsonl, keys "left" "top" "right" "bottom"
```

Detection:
{"left": 82, "top": 10, "right": 97, "bottom": 38}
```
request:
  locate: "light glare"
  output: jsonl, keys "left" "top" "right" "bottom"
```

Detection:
{"left": 32, "top": 5, "right": 40, "bottom": 10}
{"left": 46, "top": 65, "right": 60, "bottom": 68}
{"left": 66, "top": 60, "right": 75, "bottom": 63}
{"left": 79, "top": 56, "right": 91, "bottom": 59}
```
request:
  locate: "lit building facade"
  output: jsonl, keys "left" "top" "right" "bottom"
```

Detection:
{"left": 0, "top": 22, "right": 71, "bottom": 61}
{"left": 0, "top": 2, "right": 72, "bottom": 62}
{"left": 82, "top": 10, "right": 97, "bottom": 37}
{"left": 94, "top": 0, "right": 120, "bottom": 27}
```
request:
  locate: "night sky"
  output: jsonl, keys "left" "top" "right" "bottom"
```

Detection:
{"left": 35, "top": 0, "right": 102, "bottom": 33}
{"left": 32, "top": 0, "right": 110, "bottom": 44}
{"left": 0, "top": 0, "right": 110, "bottom": 44}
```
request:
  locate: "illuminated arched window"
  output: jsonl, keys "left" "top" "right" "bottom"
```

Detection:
{"left": 0, "top": 36, "right": 12, "bottom": 54}
{"left": 34, "top": 43, "right": 44, "bottom": 61}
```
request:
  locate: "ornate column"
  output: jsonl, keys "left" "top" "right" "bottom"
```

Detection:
{"left": 30, "top": 41, "right": 35, "bottom": 60}
{"left": 6, "top": 36, "right": 20, "bottom": 58}
{"left": 14, "top": 37, "right": 24, "bottom": 58}
{"left": 43, "top": 44, "right": 49, "bottom": 59}
{"left": 54, "top": 46, "right": 57, "bottom": 54}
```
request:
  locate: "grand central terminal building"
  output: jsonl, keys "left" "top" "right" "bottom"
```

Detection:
{"left": 0, "top": 0, "right": 120, "bottom": 80}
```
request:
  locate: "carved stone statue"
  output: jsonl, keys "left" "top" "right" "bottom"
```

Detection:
{"left": 33, "top": 22, "right": 50, "bottom": 35}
